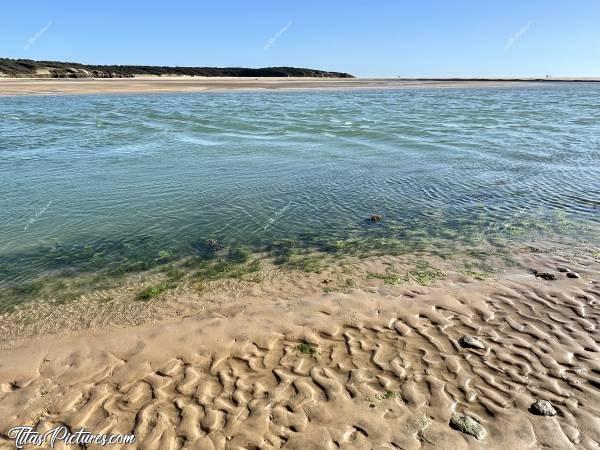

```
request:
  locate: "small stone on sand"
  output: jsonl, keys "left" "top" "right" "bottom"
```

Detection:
{"left": 530, "top": 400, "right": 557, "bottom": 416}
{"left": 459, "top": 335, "right": 485, "bottom": 350}
{"left": 533, "top": 270, "right": 557, "bottom": 281}
{"left": 450, "top": 414, "right": 486, "bottom": 440}
{"left": 566, "top": 272, "right": 580, "bottom": 279}
{"left": 557, "top": 266, "right": 570, "bottom": 273}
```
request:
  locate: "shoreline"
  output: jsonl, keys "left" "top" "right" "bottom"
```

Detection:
{"left": 1, "top": 77, "right": 599, "bottom": 96}
{"left": 2, "top": 82, "right": 599, "bottom": 448}
{"left": 0, "top": 246, "right": 598, "bottom": 448}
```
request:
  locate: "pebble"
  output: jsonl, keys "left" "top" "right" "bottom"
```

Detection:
{"left": 450, "top": 414, "right": 486, "bottom": 440}
{"left": 566, "top": 272, "right": 580, "bottom": 279}
{"left": 205, "top": 239, "right": 223, "bottom": 252}
{"left": 530, "top": 399, "right": 557, "bottom": 416}
{"left": 557, "top": 266, "right": 570, "bottom": 273}
{"left": 459, "top": 335, "right": 485, "bottom": 350}
{"left": 533, "top": 270, "right": 557, "bottom": 281}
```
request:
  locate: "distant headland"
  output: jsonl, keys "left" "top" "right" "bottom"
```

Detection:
{"left": 0, "top": 58, "right": 354, "bottom": 79}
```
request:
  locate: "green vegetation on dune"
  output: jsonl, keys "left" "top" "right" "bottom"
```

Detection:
{"left": 0, "top": 58, "right": 354, "bottom": 79}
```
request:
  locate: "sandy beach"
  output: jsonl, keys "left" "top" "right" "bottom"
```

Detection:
{"left": 1, "top": 77, "right": 599, "bottom": 96}
{"left": 1, "top": 77, "right": 599, "bottom": 449}
{"left": 0, "top": 244, "right": 598, "bottom": 449}
{"left": 3, "top": 0, "right": 599, "bottom": 447}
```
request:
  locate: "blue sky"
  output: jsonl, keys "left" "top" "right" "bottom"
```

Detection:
{"left": 1, "top": 0, "right": 598, "bottom": 77}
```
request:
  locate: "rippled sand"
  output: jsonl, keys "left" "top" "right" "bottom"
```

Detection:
{"left": 0, "top": 246, "right": 598, "bottom": 449}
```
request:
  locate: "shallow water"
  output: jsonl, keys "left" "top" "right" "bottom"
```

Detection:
{"left": 1, "top": 85, "right": 599, "bottom": 290}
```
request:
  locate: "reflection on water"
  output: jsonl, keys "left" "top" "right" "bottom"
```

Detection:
{"left": 1, "top": 86, "right": 599, "bottom": 300}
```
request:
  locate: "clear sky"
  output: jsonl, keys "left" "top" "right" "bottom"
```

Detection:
{"left": 1, "top": 0, "right": 598, "bottom": 77}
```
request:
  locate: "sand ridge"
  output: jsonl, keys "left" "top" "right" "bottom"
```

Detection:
{"left": 0, "top": 250, "right": 599, "bottom": 449}
{"left": 0, "top": 77, "right": 591, "bottom": 96}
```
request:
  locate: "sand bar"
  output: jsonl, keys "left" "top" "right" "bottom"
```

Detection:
{"left": 1, "top": 76, "right": 599, "bottom": 96}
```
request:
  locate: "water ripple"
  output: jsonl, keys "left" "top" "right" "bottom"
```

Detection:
{"left": 1, "top": 86, "right": 599, "bottom": 284}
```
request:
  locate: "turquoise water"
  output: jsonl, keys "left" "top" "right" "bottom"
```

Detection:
{"left": 1, "top": 85, "right": 599, "bottom": 290}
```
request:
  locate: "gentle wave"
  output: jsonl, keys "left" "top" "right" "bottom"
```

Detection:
{"left": 1, "top": 86, "right": 599, "bottom": 284}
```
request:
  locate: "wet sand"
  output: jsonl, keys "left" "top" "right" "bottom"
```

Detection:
{"left": 0, "top": 246, "right": 598, "bottom": 449}
{"left": 1, "top": 77, "right": 599, "bottom": 96}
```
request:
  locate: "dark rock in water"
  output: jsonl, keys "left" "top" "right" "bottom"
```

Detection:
{"left": 557, "top": 266, "right": 570, "bottom": 273}
{"left": 205, "top": 239, "right": 223, "bottom": 252}
{"left": 459, "top": 335, "right": 485, "bottom": 350}
{"left": 532, "top": 270, "right": 557, "bottom": 281}
{"left": 529, "top": 400, "right": 557, "bottom": 416}
{"left": 566, "top": 271, "right": 580, "bottom": 279}
{"left": 370, "top": 215, "right": 383, "bottom": 223}
{"left": 449, "top": 414, "right": 486, "bottom": 440}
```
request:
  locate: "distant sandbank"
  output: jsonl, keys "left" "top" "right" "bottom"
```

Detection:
{"left": 1, "top": 76, "right": 599, "bottom": 96}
